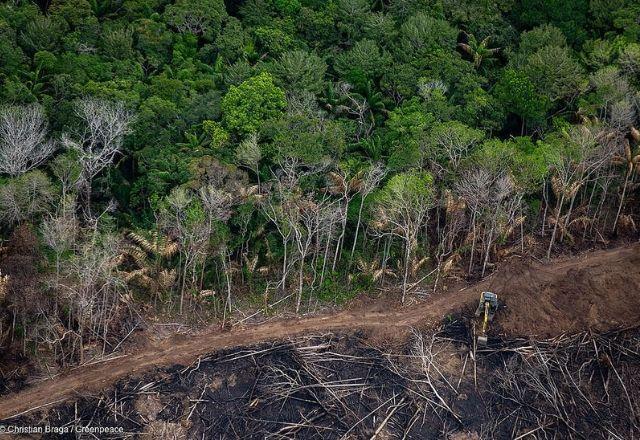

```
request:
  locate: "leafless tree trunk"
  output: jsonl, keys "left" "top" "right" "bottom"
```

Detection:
{"left": 62, "top": 98, "right": 133, "bottom": 219}
{"left": 348, "top": 163, "right": 385, "bottom": 268}
{"left": 0, "top": 104, "right": 55, "bottom": 176}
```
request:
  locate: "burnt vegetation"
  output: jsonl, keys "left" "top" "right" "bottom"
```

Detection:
{"left": 16, "top": 323, "right": 640, "bottom": 439}
{"left": 0, "top": 0, "right": 640, "bottom": 435}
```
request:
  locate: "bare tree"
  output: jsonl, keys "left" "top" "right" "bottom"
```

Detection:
{"left": 336, "top": 83, "right": 374, "bottom": 141}
{"left": 479, "top": 174, "right": 521, "bottom": 276}
{"left": 288, "top": 194, "right": 324, "bottom": 312}
{"left": 199, "top": 184, "right": 234, "bottom": 311}
{"left": 371, "top": 171, "right": 435, "bottom": 303}
{"left": 262, "top": 192, "right": 296, "bottom": 290}
{"left": 0, "top": 170, "right": 55, "bottom": 226}
{"left": 41, "top": 208, "right": 78, "bottom": 281}
{"left": 59, "top": 233, "right": 127, "bottom": 362}
{"left": 262, "top": 157, "right": 330, "bottom": 294}
{"left": 316, "top": 200, "right": 341, "bottom": 287}
{"left": 0, "top": 104, "right": 55, "bottom": 176}
{"left": 546, "top": 125, "right": 614, "bottom": 257}
{"left": 62, "top": 98, "right": 133, "bottom": 217}
{"left": 428, "top": 121, "right": 484, "bottom": 172}
{"left": 348, "top": 162, "right": 386, "bottom": 265}
{"left": 325, "top": 165, "right": 362, "bottom": 271}
{"left": 454, "top": 168, "right": 492, "bottom": 275}
{"left": 456, "top": 168, "right": 522, "bottom": 276}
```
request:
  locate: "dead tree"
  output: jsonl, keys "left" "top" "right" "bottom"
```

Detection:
{"left": 59, "top": 233, "right": 128, "bottom": 363}
{"left": 41, "top": 208, "right": 78, "bottom": 281}
{"left": 546, "top": 125, "right": 614, "bottom": 257}
{"left": 325, "top": 165, "right": 362, "bottom": 271}
{"left": 348, "top": 162, "right": 386, "bottom": 266}
{"left": 62, "top": 98, "right": 133, "bottom": 218}
{"left": 371, "top": 171, "right": 435, "bottom": 303}
{"left": 455, "top": 168, "right": 522, "bottom": 276}
{"left": 199, "top": 184, "right": 234, "bottom": 311}
{"left": 336, "top": 83, "right": 374, "bottom": 141}
{"left": 0, "top": 104, "right": 55, "bottom": 176}
{"left": 455, "top": 167, "right": 492, "bottom": 275}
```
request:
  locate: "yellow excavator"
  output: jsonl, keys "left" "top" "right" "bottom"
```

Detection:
{"left": 475, "top": 291, "right": 498, "bottom": 346}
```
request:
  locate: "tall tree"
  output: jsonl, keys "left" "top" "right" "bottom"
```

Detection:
{"left": 371, "top": 171, "right": 435, "bottom": 303}
{"left": 62, "top": 98, "right": 134, "bottom": 218}
{"left": 0, "top": 104, "right": 55, "bottom": 176}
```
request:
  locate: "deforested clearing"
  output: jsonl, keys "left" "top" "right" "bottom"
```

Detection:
{"left": 1, "top": 0, "right": 640, "bottom": 437}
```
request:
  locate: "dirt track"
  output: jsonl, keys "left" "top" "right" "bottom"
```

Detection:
{"left": 1, "top": 243, "right": 639, "bottom": 420}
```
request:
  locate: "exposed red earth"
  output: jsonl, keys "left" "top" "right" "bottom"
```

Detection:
{"left": 1, "top": 243, "right": 638, "bottom": 421}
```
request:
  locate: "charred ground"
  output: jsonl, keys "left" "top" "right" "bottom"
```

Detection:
{"left": 9, "top": 323, "right": 640, "bottom": 439}
{"left": 1, "top": 243, "right": 640, "bottom": 438}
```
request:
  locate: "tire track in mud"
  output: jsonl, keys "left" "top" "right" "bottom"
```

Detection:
{"left": 1, "top": 243, "right": 638, "bottom": 420}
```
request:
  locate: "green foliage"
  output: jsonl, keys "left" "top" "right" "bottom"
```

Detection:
{"left": 376, "top": 170, "right": 435, "bottom": 216}
{"left": 523, "top": 45, "right": 587, "bottom": 103}
{"left": 335, "top": 39, "right": 391, "bottom": 88}
{"left": 49, "top": 0, "right": 98, "bottom": 30}
{"left": 0, "top": 171, "right": 55, "bottom": 226}
{"left": 215, "top": 17, "right": 251, "bottom": 63}
{"left": 315, "top": 272, "right": 363, "bottom": 304}
{"left": 395, "top": 13, "right": 457, "bottom": 64}
{"left": 493, "top": 68, "right": 550, "bottom": 127}
{"left": 426, "top": 120, "right": 485, "bottom": 170}
{"left": 517, "top": 24, "right": 567, "bottom": 57}
{"left": 265, "top": 113, "right": 346, "bottom": 163}
{"left": 163, "top": 0, "right": 227, "bottom": 41}
{"left": 202, "top": 120, "right": 230, "bottom": 150}
{"left": 473, "top": 138, "right": 555, "bottom": 192}
{"left": 269, "top": 50, "right": 327, "bottom": 94}
{"left": 133, "top": 19, "right": 173, "bottom": 68}
{"left": 20, "top": 15, "right": 66, "bottom": 53}
{"left": 0, "top": 0, "right": 638, "bottom": 317}
{"left": 221, "top": 72, "right": 287, "bottom": 134}
{"left": 254, "top": 23, "right": 296, "bottom": 55}
{"left": 511, "top": 0, "right": 589, "bottom": 44}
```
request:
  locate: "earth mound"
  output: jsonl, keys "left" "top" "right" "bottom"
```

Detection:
{"left": 481, "top": 244, "right": 640, "bottom": 337}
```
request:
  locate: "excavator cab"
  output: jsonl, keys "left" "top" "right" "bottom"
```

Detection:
{"left": 475, "top": 291, "right": 498, "bottom": 346}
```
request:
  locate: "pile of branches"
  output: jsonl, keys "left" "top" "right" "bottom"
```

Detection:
{"left": 185, "top": 332, "right": 470, "bottom": 439}
{"left": 482, "top": 329, "right": 640, "bottom": 439}
{"left": 27, "top": 332, "right": 471, "bottom": 439}
{"left": 15, "top": 325, "right": 640, "bottom": 439}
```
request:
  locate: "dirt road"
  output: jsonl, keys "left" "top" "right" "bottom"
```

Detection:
{"left": 1, "top": 243, "right": 638, "bottom": 420}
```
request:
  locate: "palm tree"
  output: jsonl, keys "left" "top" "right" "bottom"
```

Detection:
{"left": 355, "top": 258, "right": 396, "bottom": 283}
{"left": 120, "top": 231, "right": 179, "bottom": 302}
{"left": 458, "top": 32, "right": 500, "bottom": 69}
{"left": 612, "top": 127, "right": 640, "bottom": 231}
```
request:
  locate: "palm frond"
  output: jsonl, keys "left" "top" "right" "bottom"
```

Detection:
{"left": 409, "top": 256, "right": 430, "bottom": 278}
{"left": 158, "top": 269, "right": 176, "bottom": 291}
{"left": 243, "top": 254, "right": 259, "bottom": 272}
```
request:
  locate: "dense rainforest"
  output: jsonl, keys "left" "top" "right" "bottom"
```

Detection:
{"left": 0, "top": 0, "right": 639, "bottom": 366}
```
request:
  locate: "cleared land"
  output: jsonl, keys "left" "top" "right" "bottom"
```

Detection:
{"left": 1, "top": 243, "right": 638, "bottom": 422}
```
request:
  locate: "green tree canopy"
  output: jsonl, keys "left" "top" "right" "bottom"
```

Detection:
{"left": 221, "top": 72, "right": 287, "bottom": 134}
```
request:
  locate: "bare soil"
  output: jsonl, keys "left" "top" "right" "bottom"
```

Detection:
{"left": 485, "top": 243, "right": 640, "bottom": 337}
{"left": 0, "top": 243, "right": 638, "bottom": 421}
